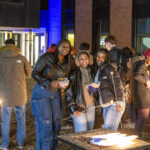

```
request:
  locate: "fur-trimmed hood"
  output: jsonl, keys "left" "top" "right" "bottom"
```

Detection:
{"left": 75, "top": 51, "right": 93, "bottom": 67}
{"left": 127, "top": 56, "right": 144, "bottom": 69}
{"left": 0, "top": 44, "right": 21, "bottom": 58}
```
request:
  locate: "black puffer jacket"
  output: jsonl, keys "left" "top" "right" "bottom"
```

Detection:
{"left": 66, "top": 67, "right": 94, "bottom": 114}
{"left": 132, "top": 60, "right": 150, "bottom": 109}
{"left": 98, "top": 63, "right": 124, "bottom": 104}
{"left": 32, "top": 52, "right": 70, "bottom": 88}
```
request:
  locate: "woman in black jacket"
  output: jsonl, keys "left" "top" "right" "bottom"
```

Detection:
{"left": 66, "top": 51, "right": 95, "bottom": 133}
{"left": 89, "top": 49, "right": 125, "bottom": 131}
{"left": 31, "top": 39, "right": 72, "bottom": 150}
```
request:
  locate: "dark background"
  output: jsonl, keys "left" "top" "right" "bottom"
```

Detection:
{"left": 0, "top": 0, "right": 40, "bottom": 28}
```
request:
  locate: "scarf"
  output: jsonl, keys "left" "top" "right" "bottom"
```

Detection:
{"left": 80, "top": 67, "right": 93, "bottom": 85}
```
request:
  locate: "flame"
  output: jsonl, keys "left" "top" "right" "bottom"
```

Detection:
{"left": 90, "top": 133, "right": 138, "bottom": 148}
{"left": 0, "top": 99, "right": 2, "bottom": 105}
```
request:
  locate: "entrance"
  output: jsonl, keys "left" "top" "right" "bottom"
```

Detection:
{"left": 0, "top": 28, "right": 47, "bottom": 66}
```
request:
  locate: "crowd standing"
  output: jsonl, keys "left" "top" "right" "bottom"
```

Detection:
{"left": 0, "top": 36, "right": 150, "bottom": 150}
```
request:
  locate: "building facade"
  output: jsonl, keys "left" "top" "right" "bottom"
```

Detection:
{"left": 62, "top": 0, "right": 150, "bottom": 54}
{"left": 0, "top": 0, "right": 47, "bottom": 66}
{"left": 1, "top": 0, "right": 150, "bottom": 66}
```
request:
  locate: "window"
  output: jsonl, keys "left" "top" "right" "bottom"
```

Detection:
{"left": 136, "top": 18, "right": 150, "bottom": 53}
{"left": 62, "top": 0, "right": 75, "bottom": 46}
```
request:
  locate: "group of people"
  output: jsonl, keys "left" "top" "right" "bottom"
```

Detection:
{"left": 0, "top": 36, "right": 149, "bottom": 150}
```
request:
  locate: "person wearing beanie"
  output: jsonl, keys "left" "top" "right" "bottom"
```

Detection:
{"left": 132, "top": 49, "right": 150, "bottom": 137}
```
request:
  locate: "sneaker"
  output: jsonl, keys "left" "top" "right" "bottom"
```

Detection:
{"left": 0, "top": 145, "right": 8, "bottom": 150}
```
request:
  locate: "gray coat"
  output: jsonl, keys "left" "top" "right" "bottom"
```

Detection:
{"left": 0, "top": 45, "right": 32, "bottom": 107}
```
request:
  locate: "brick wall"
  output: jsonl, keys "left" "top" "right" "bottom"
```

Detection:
{"left": 75, "top": 0, "right": 92, "bottom": 51}
{"left": 110, "top": 0, "right": 133, "bottom": 48}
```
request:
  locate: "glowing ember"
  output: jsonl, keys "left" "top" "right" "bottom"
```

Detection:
{"left": 90, "top": 133, "right": 138, "bottom": 148}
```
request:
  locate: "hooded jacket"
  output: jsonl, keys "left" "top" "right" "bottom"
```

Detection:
{"left": 66, "top": 53, "right": 94, "bottom": 114}
{"left": 0, "top": 44, "right": 32, "bottom": 107}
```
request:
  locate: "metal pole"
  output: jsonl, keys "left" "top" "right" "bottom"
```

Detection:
{"left": 63, "top": 104, "right": 102, "bottom": 121}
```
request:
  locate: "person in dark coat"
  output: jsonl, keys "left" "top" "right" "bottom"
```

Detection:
{"left": 66, "top": 51, "right": 95, "bottom": 133}
{"left": 31, "top": 39, "right": 72, "bottom": 150}
{"left": 0, "top": 39, "right": 32, "bottom": 149}
{"left": 132, "top": 49, "right": 150, "bottom": 136}
{"left": 105, "top": 35, "right": 121, "bottom": 71}
{"left": 88, "top": 49, "right": 125, "bottom": 131}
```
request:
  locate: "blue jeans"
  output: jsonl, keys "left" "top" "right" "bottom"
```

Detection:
{"left": 1, "top": 105, "right": 26, "bottom": 148}
{"left": 102, "top": 101, "right": 125, "bottom": 131}
{"left": 72, "top": 104, "right": 95, "bottom": 133}
{"left": 31, "top": 84, "right": 62, "bottom": 150}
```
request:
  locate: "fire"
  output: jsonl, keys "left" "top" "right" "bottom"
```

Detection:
{"left": 0, "top": 99, "right": 2, "bottom": 105}
{"left": 90, "top": 133, "right": 138, "bottom": 148}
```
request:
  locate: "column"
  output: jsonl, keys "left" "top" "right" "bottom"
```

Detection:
{"left": 110, "top": 0, "right": 133, "bottom": 48}
{"left": 75, "top": 0, "right": 93, "bottom": 51}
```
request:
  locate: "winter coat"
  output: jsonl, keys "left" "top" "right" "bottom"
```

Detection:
{"left": 66, "top": 66, "right": 94, "bottom": 114}
{"left": 132, "top": 59, "right": 150, "bottom": 109}
{"left": 98, "top": 63, "right": 124, "bottom": 104}
{"left": 32, "top": 52, "right": 71, "bottom": 89}
{"left": 0, "top": 44, "right": 32, "bottom": 107}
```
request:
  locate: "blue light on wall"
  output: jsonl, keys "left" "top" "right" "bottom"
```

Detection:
{"left": 48, "top": 0, "right": 62, "bottom": 46}
{"left": 40, "top": 10, "right": 48, "bottom": 28}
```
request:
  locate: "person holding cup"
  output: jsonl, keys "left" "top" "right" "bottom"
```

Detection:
{"left": 31, "top": 39, "right": 72, "bottom": 150}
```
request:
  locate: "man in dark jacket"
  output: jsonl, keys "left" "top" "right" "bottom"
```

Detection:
{"left": 105, "top": 35, "right": 121, "bottom": 71}
{"left": 0, "top": 39, "right": 32, "bottom": 150}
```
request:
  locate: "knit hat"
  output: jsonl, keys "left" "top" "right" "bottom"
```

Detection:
{"left": 144, "top": 49, "right": 150, "bottom": 57}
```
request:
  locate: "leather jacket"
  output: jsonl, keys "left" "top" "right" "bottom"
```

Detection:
{"left": 32, "top": 52, "right": 70, "bottom": 88}
{"left": 98, "top": 63, "right": 124, "bottom": 104}
{"left": 66, "top": 67, "right": 94, "bottom": 114}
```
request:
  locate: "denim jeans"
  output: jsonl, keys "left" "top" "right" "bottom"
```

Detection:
{"left": 72, "top": 104, "right": 95, "bottom": 133}
{"left": 1, "top": 105, "right": 26, "bottom": 148}
{"left": 102, "top": 101, "right": 125, "bottom": 131}
{"left": 31, "top": 84, "right": 62, "bottom": 150}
